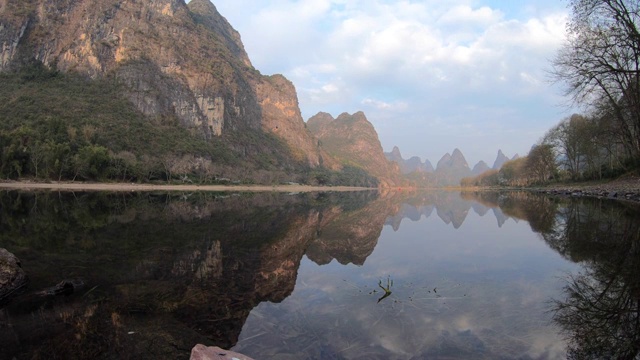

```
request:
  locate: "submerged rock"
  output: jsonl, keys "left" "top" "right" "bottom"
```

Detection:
{"left": 190, "top": 344, "right": 254, "bottom": 360}
{"left": 0, "top": 248, "right": 28, "bottom": 305}
{"left": 36, "top": 279, "right": 85, "bottom": 297}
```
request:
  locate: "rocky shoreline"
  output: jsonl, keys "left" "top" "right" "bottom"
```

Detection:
{"left": 531, "top": 176, "right": 640, "bottom": 203}
{"left": 536, "top": 188, "right": 640, "bottom": 202}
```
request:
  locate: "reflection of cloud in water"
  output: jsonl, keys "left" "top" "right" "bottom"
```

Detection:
{"left": 238, "top": 262, "right": 568, "bottom": 359}
{"left": 233, "top": 191, "right": 578, "bottom": 359}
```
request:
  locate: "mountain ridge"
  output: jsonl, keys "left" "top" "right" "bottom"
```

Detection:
{"left": 0, "top": 0, "right": 520, "bottom": 188}
{"left": 387, "top": 147, "right": 517, "bottom": 186}
{"left": 383, "top": 146, "right": 433, "bottom": 174}
{"left": 0, "top": 0, "right": 357, "bottom": 184}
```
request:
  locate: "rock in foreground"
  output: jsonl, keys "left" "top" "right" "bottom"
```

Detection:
{"left": 0, "top": 248, "right": 28, "bottom": 305}
{"left": 190, "top": 344, "right": 254, "bottom": 360}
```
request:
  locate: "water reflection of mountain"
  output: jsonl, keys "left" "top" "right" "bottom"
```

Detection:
{"left": 304, "top": 193, "right": 400, "bottom": 266}
{"left": 385, "top": 191, "right": 519, "bottom": 229}
{"left": 463, "top": 191, "right": 640, "bottom": 359}
{"left": 5, "top": 189, "right": 636, "bottom": 359}
{"left": 0, "top": 190, "right": 405, "bottom": 359}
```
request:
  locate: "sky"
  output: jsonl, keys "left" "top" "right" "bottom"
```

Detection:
{"left": 193, "top": 0, "right": 575, "bottom": 166}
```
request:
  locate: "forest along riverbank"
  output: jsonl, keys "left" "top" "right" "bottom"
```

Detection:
{"left": 531, "top": 176, "right": 640, "bottom": 203}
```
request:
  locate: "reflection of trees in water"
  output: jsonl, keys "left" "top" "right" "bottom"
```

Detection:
{"left": 543, "top": 200, "right": 640, "bottom": 360}
{"left": 461, "top": 191, "right": 640, "bottom": 359}
{"left": 554, "top": 254, "right": 640, "bottom": 359}
{"left": 459, "top": 191, "right": 558, "bottom": 232}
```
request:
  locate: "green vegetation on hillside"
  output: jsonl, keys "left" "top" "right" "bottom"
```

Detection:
{"left": 0, "top": 63, "right": 374, "bottom": 186}
{"left": 305, "top": 165, "right": 379, "bottom": 188}
{"left": 0, "top": 62, "right": 225, "bottom": 181}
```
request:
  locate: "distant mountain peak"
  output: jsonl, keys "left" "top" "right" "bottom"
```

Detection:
{"left": 472, "top": 161, "right": 491, "bottom": 176}
{"left": 436, "top": 153, "right": 452, "bottom": 170}
{"left": 450, "top": 149, "right": 469, "bottom": 168}
{"left": 423, "top": 159, "right": 434, "bottom": 173}
{"left": 434, "top": 149, "right": 472, "bottom": 186}
{"left": 384, "top": 146, "right": 433, "bottom": 174}
{"left": 492, "top": 149, "right": 510, "bottom": 170}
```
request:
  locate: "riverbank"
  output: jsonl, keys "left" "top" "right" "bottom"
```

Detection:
{"left": 0, "top": 180, "right": 374, "bottom": 193}
{"left": 530, "top": 175, "right": 640, "bottom": 203}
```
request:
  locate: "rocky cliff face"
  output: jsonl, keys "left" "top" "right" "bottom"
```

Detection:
{"left": 307, "top": 111, "right": 402, "bottom": 187}
{"left": 256, "top": 75, "right": 337, "bottom": 168}
{"left": 0, "top": 0, "right": 324, "bottom": 166}
{"left": 0, "top": 1, "right": 29, "bottom": 71}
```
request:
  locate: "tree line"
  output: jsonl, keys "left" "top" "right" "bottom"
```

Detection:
{"left": 463, "top": 0, "right": 640, "bottom": 187}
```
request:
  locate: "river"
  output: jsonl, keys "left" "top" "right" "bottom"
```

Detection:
{"left": 0, "top": 190, "right": 638, "bottom": 359}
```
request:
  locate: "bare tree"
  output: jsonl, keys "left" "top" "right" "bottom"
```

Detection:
{"left": 544, "top": 112, "right": 611, "bottom": 179}
{"left": 552, "top": 0, "right": 640, "bottom": 160}
{"left": 29, "top": 141, "right": 45, "bottom": 179}
{"left": 526, "top": 144, "right": 557, "bottom": 183}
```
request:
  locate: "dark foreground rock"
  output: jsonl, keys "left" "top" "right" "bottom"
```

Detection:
{"left": 190, "top": 344, "right": 254, "bottom": 360}
{"left": 0, "top": 248, "right": 28, "bottom": 305}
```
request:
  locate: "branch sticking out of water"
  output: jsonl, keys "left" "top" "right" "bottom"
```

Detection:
{"left": 377, "top": 276, "right": 393, "bottom": 303}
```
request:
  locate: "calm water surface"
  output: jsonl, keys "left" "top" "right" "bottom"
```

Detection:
{"left": 0, "top": 190, "right": 638, "bottom": 359}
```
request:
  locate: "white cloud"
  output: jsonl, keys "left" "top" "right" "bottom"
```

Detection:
{"left": 210, "top": 0, "right": 572, "bottom": 165}
{"left": 438, "top": 5, "right": 504, "bottom": 26}
{"left": 322, "top": 83, "right": 340, "bottom": 93}
{"left": 362, "top": 98, "right": 408, "bottom": 111}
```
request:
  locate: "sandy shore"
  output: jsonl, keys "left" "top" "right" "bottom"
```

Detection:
{"left": 0, "top": 181, "right": 374, "bottom": 193}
